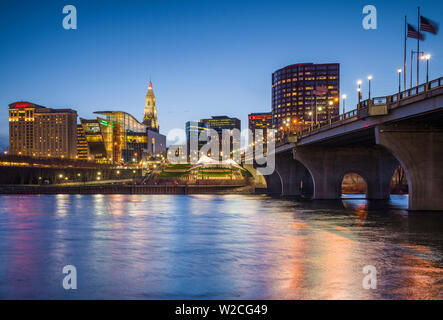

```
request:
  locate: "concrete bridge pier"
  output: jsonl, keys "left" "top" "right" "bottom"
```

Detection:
{"left": 376, "top": 123, "right": 443, "bottom": 211}
{"left": 293, "top": 146, "right": 399, "bottom": 200}
{"left": 264, "top": 152, "right": 313, "bottom": 197}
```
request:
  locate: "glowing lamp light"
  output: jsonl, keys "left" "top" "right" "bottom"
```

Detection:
{"left": 368, "top": 75, "right": 373, "bottom": 80}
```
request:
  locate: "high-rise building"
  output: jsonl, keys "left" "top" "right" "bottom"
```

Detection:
{"left": 201, "top": 116, "right": 241, "bottom": 134}
{"left": 143, "top": 81, "right": 159, "bottom": 132}
{"left": 200, "top": 116, "right": 241, "bottom": 160}
{"left": 186, "top": 121, "right": 209, "bottom": 161}
{"left": 248, "top": 112, "right": 273, "bottom": 155}
{"left": 8, "top": 101, "right": 77, "bottom": 159}
{"left": 272, "top": 63, "right": 340, "bottom": 142}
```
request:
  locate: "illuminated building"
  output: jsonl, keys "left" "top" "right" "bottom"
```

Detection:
{"left": 186, "top": 121, "right": 209, "bottom": 161}
{"left": 143, "top": 81, "right": 159, "bottom": 132}
{"left": 95, "top": 111, "right": 146, "bottom": 163}
{"left": 76, "top": 124, "right": 90, "bottom": 160}
{"left": 200, "top": 116, "right": 241, "bottom": 160}
{"left": 272, "top": 63, "right": 340, "bottom": 142}
{"left": 201, "top": 116, "right": 241, "bottom": 133}
{"left": 248, "top": 112, "right": 273, "bottom": 155}
{"left": 8, "top": 101, "right": 77, "bottom": 159}
{"left": 91, "top": 111, "right": 166, "bottom": 163}
{"left": 79, "top": 118, "right": 112, "bottom": 163}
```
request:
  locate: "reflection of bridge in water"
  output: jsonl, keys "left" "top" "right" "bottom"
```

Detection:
{"left": 264, "top": 77, "right": 443, "bottom": 211}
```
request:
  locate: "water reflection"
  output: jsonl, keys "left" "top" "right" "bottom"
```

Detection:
{"left": 0, "top": 194, "right": 441, "bottom": 299}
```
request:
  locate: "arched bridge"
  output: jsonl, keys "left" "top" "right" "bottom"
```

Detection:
{"left": 266, "top": 76, "right": 443, "bottom": 211}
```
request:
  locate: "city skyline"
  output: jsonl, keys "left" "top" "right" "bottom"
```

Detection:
{"left": 1, "top": 0, "right": 443, "bottom": 146}
{"left": 0, "top": 0, "right": 443, "bottom": 304}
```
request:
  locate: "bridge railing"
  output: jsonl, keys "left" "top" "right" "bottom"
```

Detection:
{"left": 280, "top": 76, "right": 443, "bottom": 144}
{"left": 367, "top": 76, "right": 443, "bottom": 107}
{"left": 291, "top": 109, "right": 358, "bottom": 139}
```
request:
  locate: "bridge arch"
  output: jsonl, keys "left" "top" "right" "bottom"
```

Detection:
{"left": 262, "top": 153, "right": 314, "bottom": 197}
{"left": 294, "top": 145, "right": 399, "bottom": 201}
{"left": 263, "top": 168, "right": 283, "bottom": 195}
{"left": 341, "top": 172, "right": 368, "bottom": 198}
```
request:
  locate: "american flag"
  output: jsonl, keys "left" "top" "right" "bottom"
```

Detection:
{"left": 313, "top": 85, "right": 328, "bottom": 96}
{"left": 407, "top": 24, "right": 425, "bottom": 40}
{"left": 420, "top": 16, "right": 439, "bottom": 35}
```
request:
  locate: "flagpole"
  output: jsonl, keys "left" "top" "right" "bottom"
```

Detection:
{"left": 417, "top": 7, "right": 420, "bottom": 86}
{"left": 404, "top": 16, "right": 407, "bottom": 90}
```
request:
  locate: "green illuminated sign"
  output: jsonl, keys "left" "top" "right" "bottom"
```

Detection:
{"left": 99, "top": 120, "right": 115, "bottom": 128}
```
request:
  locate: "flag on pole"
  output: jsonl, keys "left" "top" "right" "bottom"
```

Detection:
{"left": 420, "top": 16, "right": 439, "bottom": 34}
{"left": 407, "top": 24, "right": 425, "bottom": 40}
{"left": 313, "top": 85, "right": 328, "bottom": 96}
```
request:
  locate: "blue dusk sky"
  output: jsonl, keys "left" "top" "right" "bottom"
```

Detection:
{"left": 0, "top": 0, "right": 442, "bottom": 145}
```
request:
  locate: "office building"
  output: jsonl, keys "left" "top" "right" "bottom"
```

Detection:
{"left": 272, "top": 63, "right": 340, "bottom": 142}
{"left": 186, "top": 121, "right": 209, "bottom": 161}
{"left": 248, "top": 112, "right": 273, "bottom": 155}
{"left": 8, "top": 101, "right": 77, "bottom": 159}
{"left": 201, "top": 116, "right": 241, "bottom": 134}
{"left": 200, "top": 116, "right": 241, "bottom": 159}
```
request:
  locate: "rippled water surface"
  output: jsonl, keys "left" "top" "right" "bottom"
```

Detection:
{"left": 0, "top": 194, "right": 442, "bottom": 299}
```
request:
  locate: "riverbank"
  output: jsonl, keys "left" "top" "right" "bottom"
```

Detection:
{"left": 0, "top": 184, "right": 254, "bottom": 195}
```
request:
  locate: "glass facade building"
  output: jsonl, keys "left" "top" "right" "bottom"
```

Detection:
{"left": 272, "top": 63, "right": 340, "bottom": 142}
{"left": 80, "top": 111, "right": 148, "bottom": 164}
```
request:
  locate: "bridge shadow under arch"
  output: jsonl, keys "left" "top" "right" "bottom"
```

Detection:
{"left": 263, "top": 159, "right": 314, "bottom": 198}
{"left": 340, "top": 172, "right": 368, "bottom": 199}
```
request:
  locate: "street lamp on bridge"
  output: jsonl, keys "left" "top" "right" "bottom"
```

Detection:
{"left": 357, "top": 80, "right": 362, "bottom": 104}
{"left": 342, "top": 94, "right": 347, "bottom": 116}
{"left": 367, "top": 75, "right": 373, "bottom": 100}
{"left": 421, "top": 54, "right": 431, "bottom": 85}
{"left": 397, "top": 68, "right": 402, "bottom": 94}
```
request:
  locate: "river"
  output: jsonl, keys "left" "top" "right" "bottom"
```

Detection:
{"left": 0, "top": 194, "right": 441, "bottom": 299}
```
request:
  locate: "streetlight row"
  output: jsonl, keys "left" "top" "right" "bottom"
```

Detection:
{"left": 343, "top": 53, "right": 431, "bottom": 115}
{"left": 341, "top": 75, "right": 372, "bottom": 115}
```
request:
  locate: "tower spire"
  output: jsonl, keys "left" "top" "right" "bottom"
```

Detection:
{"left": 143, "top": 80, "right": 159, "bottom": 132}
